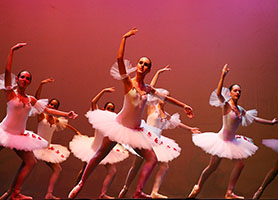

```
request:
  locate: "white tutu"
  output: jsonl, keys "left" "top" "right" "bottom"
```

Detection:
{"left": 34, "top": 144, "right": 70, "bottom": 163}
{"left": 0, "top": 128, "right": 48, "bottom": 151}
{"left": 262, "top": 139, "right": 278, "bottom": 152}
{"left": 69, "top": 135, "right": 129, "bottom": 165}
{"left": 192, "top": 133, "right": 258, "bottom": 159}
{"left": 85, "top": 110, "right": 162, "bottom": 150}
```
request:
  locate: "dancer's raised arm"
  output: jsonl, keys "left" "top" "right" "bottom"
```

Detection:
{"left": 150, "top": 65, "right": 170, "bottom": 87}
{"left": 35, "top": 78, "right": 54, "bottom": 99}
{"left": 216, "top": 64, "right": 229, "bottom": 103}
{"left": 91, "top": 87, "right": 115, "bottom": 111}
{"left": 117, "top": 28, "right": 138, "bottom": 94}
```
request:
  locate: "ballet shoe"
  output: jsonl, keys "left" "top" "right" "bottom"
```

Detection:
{"left": 98, "top": 194, "right": 115, "bottom": 199}
{"left": 118, "top": 185, "right": 128, "bottom": 198}
{"left": 45, "top": 193, "right": 60, "bottom": 199}
{"left": 10, "top": 192, "right": 33, "bottom": 200}
{"left": 188, "top": 185, "right": 200, "bottom": 198}
{"left": 225, "top": 190, "right": 244, "bottom": 199}
{"left": 151, "top": 191, "right": 168, "bottom": 198}
{"left": 252, "top": 187, "right": 263, "bottom": 199}
{"left": 0, "top": 190, "right": 11, "bottom": 200}
{"left": 68, "top": 183, "right": 83, "bottom": 199}
{"left": 132, "top": 191, "right": 152, "bottom": 199}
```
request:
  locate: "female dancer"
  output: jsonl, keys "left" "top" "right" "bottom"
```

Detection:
{"left": 69, "top": 87, "right": 129, "bottom": 199}
{"left": 32, "top": 78, "right": 81, "bottom": 199}
{"left": 253, "top": 139, "right": 278, "bottom": 199}
{"left": 0, "top": 43, "right": 77, "bottom": 200}
{"left": 188, "top": 64, "right": 278, "bottom": 199}
{"left": 118, "top": 66, "right": 200, "bottom": 199}
{"left": 68, "top": 28, "right": 193, "bottom": 199}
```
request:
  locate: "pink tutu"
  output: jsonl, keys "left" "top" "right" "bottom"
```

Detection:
{"left": 86, "top": 110, "right": 162, "bottom": 150}
{"left": 0, "top": 128, "right": 48, "bottom": 151}
{"left": 192, "top": 132, "right": 258, "bottom": 159}
{"left": 69, "top": 135, "right": 129, "bottom": 165}
{"left": 33, "top": 144, "right": 70, "bottom": 163}
{"left": 262, "top": 139, "right": 278, "bottom": 152}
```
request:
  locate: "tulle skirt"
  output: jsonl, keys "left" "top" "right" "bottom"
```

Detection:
{"left": 192, "top": 132, "right": 258, "bottom": 159}
{"left": 262, "top": 139, "right": 278, "bottom": 152}
{"left": 69, "top": 135, "right": 129, "bottom": 165}
{"left": 0, "top": 127, "right": 48, "bottom": 151}
{"left": 86, "top": 110, "right": 162, "bottom": 150}
{"left": 33, "top": 144, "right": 70, "bottom": 163}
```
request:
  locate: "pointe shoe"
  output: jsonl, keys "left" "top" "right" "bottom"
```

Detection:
{"left": 45, "top": 193, "right": 60, "bottom": 199}
{"left": 225, "top": 190, "right": 244, "bottom": 199}
{"left": 11, "top": 192, "right": 33, "bottom": 200}
{"left": 68, "top": 183, "right": 83, "bottom": 199}
{"left": 253, "top": 187, "right": 263, "bottom": 199}
{"left": 0, "top": 190, "right": 11, "bottom": 200}
{"left": 118, "top": 185, "right": 128, "bottom": 198}
{"left": 98, "top": 194, "right": 115, "bottom": 199}
{"left": 151, "top": 191, "right": 168, "bottom": 198}
{"left": 188, "top": 185, "right": 200, "bottom": 198}
{"left": 132, "top": 191, "right": 152, "bottom": 199}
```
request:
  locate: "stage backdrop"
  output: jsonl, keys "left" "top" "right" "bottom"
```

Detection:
{"left": 0, "top": 0, "right": 278, "bottom": 199}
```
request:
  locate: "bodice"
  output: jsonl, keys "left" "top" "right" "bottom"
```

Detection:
{"left": 37, "top": 118, "right": 56, "bottom": 144}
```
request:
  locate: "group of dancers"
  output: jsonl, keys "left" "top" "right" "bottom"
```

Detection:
{"left": 0, "top": 28, "right": 277, "bottom": 199}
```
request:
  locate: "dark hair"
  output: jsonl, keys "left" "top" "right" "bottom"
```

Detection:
{"left": 49, "top": 98, "right": 60, "bottom": 109}
{"left": 104, "top": 102, "right": 115, "bottom": 110}
{"left": 17, "top": 70, "right": 32, "bottom": 82}
{"left": 229, "top": 84, "right": 241, "bottom": 91}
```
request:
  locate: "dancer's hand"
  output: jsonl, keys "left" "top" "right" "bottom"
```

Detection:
{"left": 41, "top": 78, "right": 54, "bottom": 85}
{"left": 272, "top": 118, "right": 278, "bottom": 125}
{"left": 158, "top": 65, "right": 171, "bottom": 73}
{"left": 103, "top": 87, "right": 115, "bottom": 93}
{"left": 68, "top": 111, "right": 78, "bottom": 119}
{"left": 123, "top": 27, "right": 138, "bottom": 38}
{"left": 222, "top": 64, "right": 229, "bottom": 77}
{"left": 11, "top": 43, "right": 27, "bottom": 51}
{"left": 184, "top": 105, "right": 194, "bottom": 118}
{"left": 191, "top": 127, "right": 201, "bottom": 134}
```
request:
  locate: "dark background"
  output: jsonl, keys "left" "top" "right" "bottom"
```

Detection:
{"left": 0, "top": 0, "right": 278, "bottom": 199}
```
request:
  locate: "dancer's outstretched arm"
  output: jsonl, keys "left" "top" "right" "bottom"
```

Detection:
{"left": 178, "top": 123, "right": 200, "bottom": 134}
{"left": 91, "top": 87, "right": 115, "bottom": 111}
{"left": 150, "top": 65, "right": 170, "bottom": 87}
{"left": 117, "top": 28, "right": 138, "bottom": 94}
{"left": 254, "top": 117, "right": 278, "bottom": 125}
{"left": 35, "top": 78, "right": 54, "bottom": 99}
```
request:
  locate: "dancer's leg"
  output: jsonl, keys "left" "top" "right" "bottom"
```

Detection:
{"left": 118, "top": 156, "right": 143, "bottom": 198}
{"left": 45, "top": 162, "right": 62, "bottom": 199}
{"left": 68, "top": 137, "right": 116, "bottom": 199}
{"left": 10, "top": 150, "right": 37, "bottom": 200}
{"left": 151, "top": 162, "right": 169, "bottom": 198}
{"left": 225, "top": 159, "right": 244, "bottom": 199}
{"left": 188, "top": 155, "right": 221, "bottom": 198}
{"left": 253, "top": 159, "right": 278, "bottom": 199}
{"left": 75, "top": 163, "right": 87, "bottom": 184}
{"left": 99, "top": 164, "right": 116, "bottom": 199}
{"left": 132, "top": 148, "right": 157, "bottom": 198}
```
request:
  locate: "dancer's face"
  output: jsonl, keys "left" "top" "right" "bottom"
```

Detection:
{"left": 136, "top": 57, "right": 151, "bottom": 75}
{"left": 230, "top": 85, "right": 241, "bottom": 101}
{"left": 48, "top": 99, "right": 59, "bottom": 110}
{"left": 16, "top": 71, "right": 31, "bottom": 88}
{"left": 104, "top": 103, "right": 115, "bottom": 112}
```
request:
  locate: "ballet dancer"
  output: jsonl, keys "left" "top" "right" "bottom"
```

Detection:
{"left": 0, "top": 43, "right": 77, "bottom": 200}
{"left": 69, "top": 87, "right": 129, "bottom": 199}
{"left": 188, "top": 64, "right": 278, "bottom": 199}
{"left": 68, "top": 28, "right": 193, "bottom": 199}
{"left": 118, "top": 66, "right": 200, "bottom": 199}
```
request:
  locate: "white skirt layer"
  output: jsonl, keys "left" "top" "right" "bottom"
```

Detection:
{"left": 192, "top": 132, "right": 258, "bottom": 159}
{"left": 262, "top": 139, "right": 278, "bottom": 152}
{"left": 69, "top": 135, "right": 129, "bottom": 165}
{"left": 0, "top": 127, "right": 48, "bottom": 151}
{"left": 86, "top": 110, "right": 162, "bottom": 150}
{"left": 33, "top": 144, "right": 70, "bottom": 163}
{"left": 153, "top": 136, "right": 181, "bottom": 162}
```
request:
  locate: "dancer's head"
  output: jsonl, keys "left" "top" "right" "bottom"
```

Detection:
{"left": 104, "top": 102, "right": 115, "bottom": 112}
{"left": 136, "top": 57, "right": 152, "bottom": 75}
{"left": 16, "top": 70, "right": 32, "bottom": 88}
{"left": 48, "top": 98, "right": 60, "bottom": 110}
{"left": 229, "top": 84, "right": 241, "bottom": 101}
